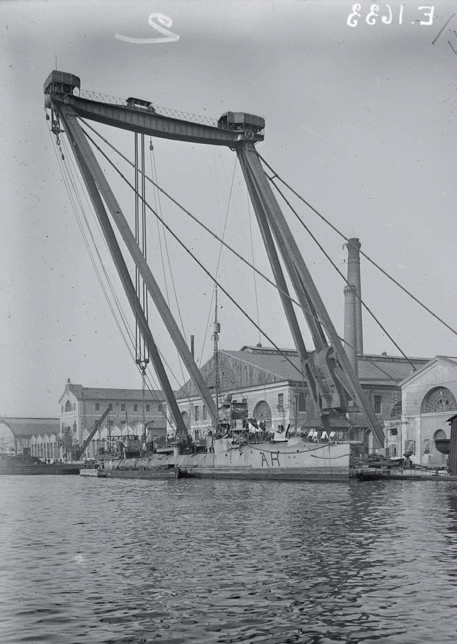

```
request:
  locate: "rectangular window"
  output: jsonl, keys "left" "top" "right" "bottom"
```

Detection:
{"left": 278, "top": 393, "right": 284, "bottom": 410}
{"left": 195, "top": 405, "right": 200, "bottom": 421}
{"left": 298, "top": 393, "right": 306, "bottom": 412}
{"left": 390, "top": 445, "right": 397, "bottom": 457}
{"left": 134, "top": 404, "right": 138, "bottom": 412}
{"left": 374, "top": 395, "right": 382, "bottom": 414}
{"left": 108, "top": 403, "right": 113, "bottom": 411}
{"left": 203, "top": 404, "right": 207, "bottom": 420}
{"left": 146, "top": 404, "right": 150, "bottom": 412}
{"left": 121, "top": 404, "right": 126, "bottom": 412}
{"left": 95, "top": 403, "right": 100, "bottom": 412}
{"left": 423, "top": 439, "right": 431, "bottom": 454}
{"left": 158, "top": 403, "right": 162, "bottom": 412}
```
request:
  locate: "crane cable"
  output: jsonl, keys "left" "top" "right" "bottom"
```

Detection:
{"left": 266, "top": 174, "right": 416, "bottom": 371}
{"left": 147, "top": 142, "right": 211, "bottom": 431}
{"left": 80, "top": 127, "right": 361, "bottom": 381}
{"left": 259, "top": 153, "right": 457, "bottom": 340}
{"left": 60, "top": 133, "right": 178, "bottom": 429}
{"left": 79, "top": 122, "right": 407, "bottom": 385}
{"left": 199, "top": 156, "right": 238, "bottom": 367}
{"left": 49, "top": 129, "right": 180, "bottom": 432}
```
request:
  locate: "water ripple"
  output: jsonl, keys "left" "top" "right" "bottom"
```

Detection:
{"left": 1, "top": 477, "right": 457, "bottom": 642}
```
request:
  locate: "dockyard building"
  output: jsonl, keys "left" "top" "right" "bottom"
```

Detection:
{"left": 58, "top": 379, "right": 168, "bottom": 460}
{"left": 174, "top": 346, "right": 428, "bottom": 447}
{"left": 395, "top": 356, "right": 457, "bottom": 467}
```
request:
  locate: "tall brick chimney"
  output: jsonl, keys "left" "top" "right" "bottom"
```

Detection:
{"left": 346, "top": 237, "right": 363, "bottom": 354}
{"left": 344, "top": 285, "right": 358, "bottom": 375}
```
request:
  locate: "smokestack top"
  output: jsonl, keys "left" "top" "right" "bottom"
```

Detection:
{"left": 347, "top": 238, "right": 361, "bottom": 262}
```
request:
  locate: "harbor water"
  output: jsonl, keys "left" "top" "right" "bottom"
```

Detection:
{"left": 1, "top": 477, "right": 457, "bottom": 643}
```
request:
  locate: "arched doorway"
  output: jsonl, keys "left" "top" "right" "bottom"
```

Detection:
{"left": 253, "top": 401, "right": 272, "bottom": 432}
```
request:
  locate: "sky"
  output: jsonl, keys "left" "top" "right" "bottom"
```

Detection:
{"left": 1, "top": 0, "right": 457, "bottom": 418}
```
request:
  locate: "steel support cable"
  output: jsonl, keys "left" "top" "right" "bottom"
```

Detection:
{"left": 147, "top": 147, "right": 199, "bottom": 421}
{"left": 80, "top": 120, "right": 304, "bottom": 310}
{"left": 141, "top": 135, "right": 149, "bottom": 363}
{"left": 259, "top": 153, "right": 457, "bottom": 339}
{"left": 80, "top": 131, "right": 307, "bottom": 380}
{"left": 61, "top": 160, "right": 182, "bottom": 438}
{"left": 247, "top": 194, "right": 262, "bottom": 346}
{"left": 61, "top": 137, "right": 176, "bottom": 416}
{"left": 81, "top": 128, "right": 374, "bottom": 378}
{"left": 267, "top": 176, "right": 417, "bottom": 377}
{"left": 64, "top": 122, "right": 209, "bottom": 435}
{"left": 267, "top": 176, "right": 414, "bottom": 369}
{"left": 200, "top": 157, "right": 238, "bottom": 368}
{"left": 63, "top": 140, "right": 179, "bottom": 408}
{"left": 147, "top": 154, "right": 197, "bottom": 429}
{"left": 54, "top": 133, "right": 179, "bottom": 429}
{"left": 80, "top": 122, "right": 344, "bottom": 345}
{"left": 60, "top": 136, "right": 134, "bottom": 339}
{"left": 148, "top": 143, "right": 171, "bottom": 305}
{"left": 80, "top": 124, "right": 375, "bottom": 383}
{"left": 56, "top": 135, "right": 137, "bottom": 359}
{"left": 148, "top": 144, "right": 190, "bottom": 395}
{"left": 134, "top": 134, "right": 141, "bottom": 364}
{"left": 134, "top": 134, "right": 149, "bottom": 367}
{"left": 62, "top": 143, "right": 137, "bottom": 354}
{"left": 53, "top": 136, "right": 178, "bottom": 425}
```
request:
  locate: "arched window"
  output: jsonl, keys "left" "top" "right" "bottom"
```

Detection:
{"left": 253, "top": 401, "right": 272, "bottom": 430}
{"left": 421, "top": 387, "right": 457, "bottom": 414}
{"left": 181, "top": 411, "right": 190, "bottom": 428}
{"left": 65, "top": 400, "right": 72, "bottom": 412}
{"left": 433, "top": 429, "right": 447, "bottom": 440}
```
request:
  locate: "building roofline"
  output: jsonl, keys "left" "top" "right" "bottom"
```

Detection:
{"left": 400, "top": 356, "right": 457, "bottom": 387}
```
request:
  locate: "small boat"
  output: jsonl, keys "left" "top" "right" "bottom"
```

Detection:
{"left": 104, "top": 466, "right": 180, "bottom": 480}
{"left": 0, "top": 454, "right": 80, "bottom": 475}
{"left": 80, "top": 459, "right": 179, "bottom": 480}
{"left": 80, "top": 466, "right": 107, "bottom": 477}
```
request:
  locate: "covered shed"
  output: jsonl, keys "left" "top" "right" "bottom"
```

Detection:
{"left": 0, "top": 417, "right": 60, "bottom": 457}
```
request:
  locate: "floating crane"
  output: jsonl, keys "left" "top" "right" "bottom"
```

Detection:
{"left": 44, "top": 70, "right": 385, "bottom": 449}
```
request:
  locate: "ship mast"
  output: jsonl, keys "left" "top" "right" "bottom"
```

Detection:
{"left": 213, "top": 287, "right": 221, "bottom": 433}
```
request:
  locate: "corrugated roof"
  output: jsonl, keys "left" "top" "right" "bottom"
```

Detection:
{"left": 0, "top": 417, "right": 60, "bottom": 437}
{"left": 176, "top": 347, "right": 430, "bottom": 398}
{"left": 222, "top": 349, "right": 428, "bottom": 386}
{"left": 357, "top": 355, "right": 429, "bottom": 385}
{"left": 222, "top": 350, "right": 303, "bottom": 381}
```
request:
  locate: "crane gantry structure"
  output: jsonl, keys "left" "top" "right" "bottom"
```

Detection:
{"left": 44, "top": 70, "right": 385, "bottom": 449}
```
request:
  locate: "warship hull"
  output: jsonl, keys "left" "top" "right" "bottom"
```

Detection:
{"left": 102, "top": 438, "right": 352, "bottom": 482}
